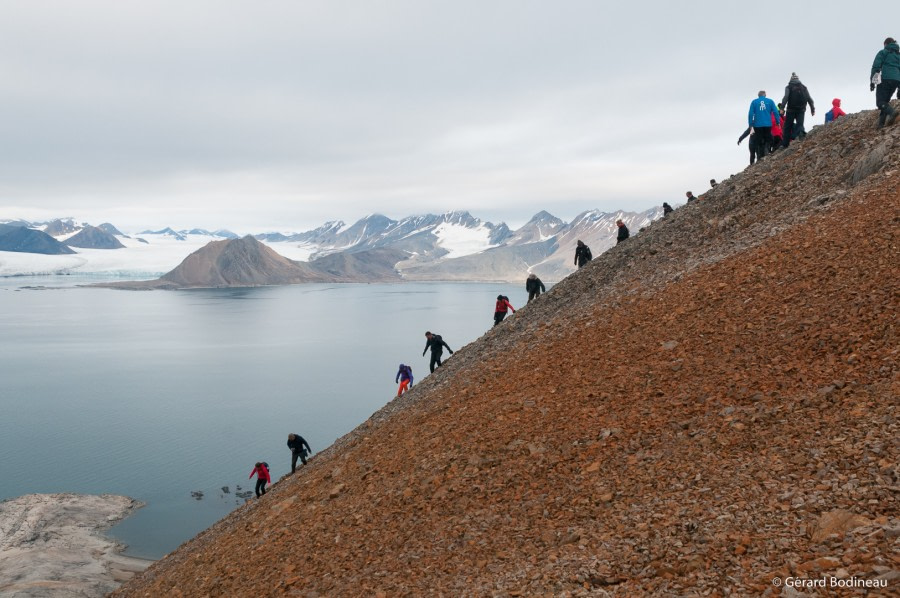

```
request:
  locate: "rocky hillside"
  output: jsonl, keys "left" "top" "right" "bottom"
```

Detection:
{"left": 115, "top": 106, "right": 899, "bottom": 596}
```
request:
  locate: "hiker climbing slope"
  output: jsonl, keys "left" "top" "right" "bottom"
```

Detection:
{"left": 287, "top": 433, "right": 311, "bottom": 473}
{"left": 526, "top": 273, "right": 546, "bottom": 302}
{"left": 781, "top": 73, "right": 814, "bottom": 147}
{"left": 395, "top": 363, "right": 413, "bottom": 397}
{"left": 574, "top": 240, "right": 592, "bottom": 269}
{"left": 493, "top": 295, "right": 516, "bottom": 327}
{"left": 249, "top": 462, "right": 271, "bottom": 498}
{"left": 871, "top": 37, "right": 900, "bottom": 128}
{"left": 423, "top": 331, "right": 453, "bottom": 373}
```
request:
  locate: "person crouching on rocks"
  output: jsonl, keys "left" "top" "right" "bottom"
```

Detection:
{"left": 249, "top": 462, "right": 271, "bottom": 498}
{"left": 287, "top": 433, "right": 312, "bottom": 473}
{"left": 395, "top": 363, "right": 414, "bottom": 397}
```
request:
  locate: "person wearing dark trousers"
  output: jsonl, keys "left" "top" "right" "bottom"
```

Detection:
{"left": 423, "top": 331, "right": 453, "bottom": 373}
{"left": 872, "top": 37, "right": 900, "bottom": 128}
{"left": 780, "top": 73, "right": 814, "bottom": 147}
{"left": 249, "top": 462, "right": 271, "bottom": 498}
{"left": 287, "top": 433, "right": 311, "bottom": 473}
{"left": 748, "top": 90, "right": 780, "bottom": 159}
{"left": 574, "top": 240, "right": 592, "bottom": 268}
{"left": 526, "top": 273, "right": 546, "bottom": 302}
{"left": 738, "top": 127, "right": 760, "bottom": 165}
{"left": 493, "top": 295, "right": 515, "bottom": 326}
{"left": 616, "top": 219, "right": 630, "bottom": 244}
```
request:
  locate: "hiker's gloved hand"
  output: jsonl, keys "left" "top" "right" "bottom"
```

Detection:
{"left": 810, "top": 109, "right": 815, "bottom": 116}
{"left": 871, "top": 83, "right": 876, "bottom": 92}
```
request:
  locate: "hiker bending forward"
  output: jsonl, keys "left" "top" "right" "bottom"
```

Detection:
{"left": 287, "top": 433, "right": 311, "bottom": 473}
{"left": 395, "top": 363, "right": 414, "bottom": 397}
{"left": 494, "top": 295, "right": 516, "bottom": 326}
{"left": 423, "top": 331, "right": 453, "bottom": 373}
{"left": 249, "top": 462, "right": 271, "bottom": 497}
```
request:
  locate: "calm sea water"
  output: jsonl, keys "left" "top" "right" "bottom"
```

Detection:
{"left": 0, "top": 278, "right": 531, "bottom": 559}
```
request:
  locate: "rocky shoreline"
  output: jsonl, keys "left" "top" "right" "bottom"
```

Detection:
{"left": 0, "top": 493, "right": 151, "bottom": 597}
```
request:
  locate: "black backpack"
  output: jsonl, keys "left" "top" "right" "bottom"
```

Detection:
{"left": 788, "top": 84, "right": 807, "bottom": 108}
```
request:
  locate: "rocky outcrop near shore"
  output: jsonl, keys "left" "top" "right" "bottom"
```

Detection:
{"left": 115, "top": 106, "right": 899, "bottom": 596}
{"left": 0, "top": 493, "right": 149, "bottom": 597}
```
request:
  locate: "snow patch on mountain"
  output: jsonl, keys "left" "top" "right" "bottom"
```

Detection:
{"left": 433, "top": 223, "right": 496, "bottom": 259}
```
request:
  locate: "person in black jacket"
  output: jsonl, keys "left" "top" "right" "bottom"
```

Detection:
{"left": 423, "top": 331, "right": 453, "bottom": 373}
{"left": 525, "top": 273, "right": 546, "bottom": 302}
{"left": 287, "top": 433, "right": 311, "bottom": 473}
{"left": 574, "top": 240, "right": 592, "bottom": 268}
{"left": 616, "top": 219, "right": 630, "bottom": 244}
{"left": 781, "top": 73, "right": 815, "bottom": 148}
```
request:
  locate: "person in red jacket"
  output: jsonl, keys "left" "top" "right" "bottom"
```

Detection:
{"left": 493, "top": 295, "right": 515, "bottom": 326}
{"left": 249, "top": 462, "right": 271, "bottom": 498}
{"left": 770, "top": 111, "right": 783, "bottom": 151}
{"left": 825, "top": 98, "right": 847, "bottom": 122}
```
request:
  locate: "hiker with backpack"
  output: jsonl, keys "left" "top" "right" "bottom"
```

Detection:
{"left": 423, "top": 331, "right": 453, "bottom": 373}
{"left": 287, "top": 433, "right": 311, "bottom": 473}
{"left": 395, "top": 363, "right": 414, "bottom": 397}
{"left": 825, "top": 98, "right": 847, "bottom": 123}
{"left": 871, "top": 37, "right": 900, "bottom": 128}
{"left": 574, "top": 240, "right": 592, "bottom": 268}
{"left": 493, "top": 295, "right": 516, "bottom": 326}
{"left": 780, "top": 73, "right": 815, "bottom": 147}
{"left": 249, "top": 462, "right": 271, "bottom": 497}
{"left": 748, "top": 90, "right": 781, "bottom": 159}
{"left": 526, "top": 273, "right": 546, "bottom": 302}
{"left": 616, "top": 219, "right": 630, "bottom": 244}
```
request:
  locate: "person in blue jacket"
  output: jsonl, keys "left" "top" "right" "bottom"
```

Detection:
{"left": 748, "top": 91, "right": 781, "bottom": 160}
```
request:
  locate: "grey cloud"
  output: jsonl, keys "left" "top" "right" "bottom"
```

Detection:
{"left": 0, "top": 1, "right": 889, "bottom": 232}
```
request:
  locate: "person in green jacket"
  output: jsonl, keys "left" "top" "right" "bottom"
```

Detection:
{"left": 871, "top": 37, "right": 900, "bottom": 128}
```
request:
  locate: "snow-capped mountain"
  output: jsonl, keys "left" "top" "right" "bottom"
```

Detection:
{"left": 0, "top": 206, "right": 664, "bottom": 282}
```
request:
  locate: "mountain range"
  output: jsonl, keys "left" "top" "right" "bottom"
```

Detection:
{"left": 2, "top": 208, "right": 661, "bottom": 284}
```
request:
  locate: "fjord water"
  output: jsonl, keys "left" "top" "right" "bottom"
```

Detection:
{"left": 0, "top": 280, "right": 527, "bottom": 558}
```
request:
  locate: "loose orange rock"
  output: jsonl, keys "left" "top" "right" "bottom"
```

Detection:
{"left": 112, "top": 111, "right": 900, "bottom": 598}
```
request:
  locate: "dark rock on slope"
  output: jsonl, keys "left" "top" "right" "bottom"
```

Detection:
{"left": 65, "top": 225, "right": 126, "bottom": 249}
{"left": 114, "top": 104, "right": 899, "bottom": 596}
{"left": 0, "top": 226, "right": 76, "bottom": 255}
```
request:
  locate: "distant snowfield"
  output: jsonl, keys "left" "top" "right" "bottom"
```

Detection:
{"left": 0, "top": 234, "right": 311, "bottom": 279}
{"left": 432, "top": 223, "right": 495, "bottom": 259}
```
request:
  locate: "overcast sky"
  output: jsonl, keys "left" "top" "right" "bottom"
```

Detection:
{"left": 0, "top": 1, "right": 886, "bottom": 233}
